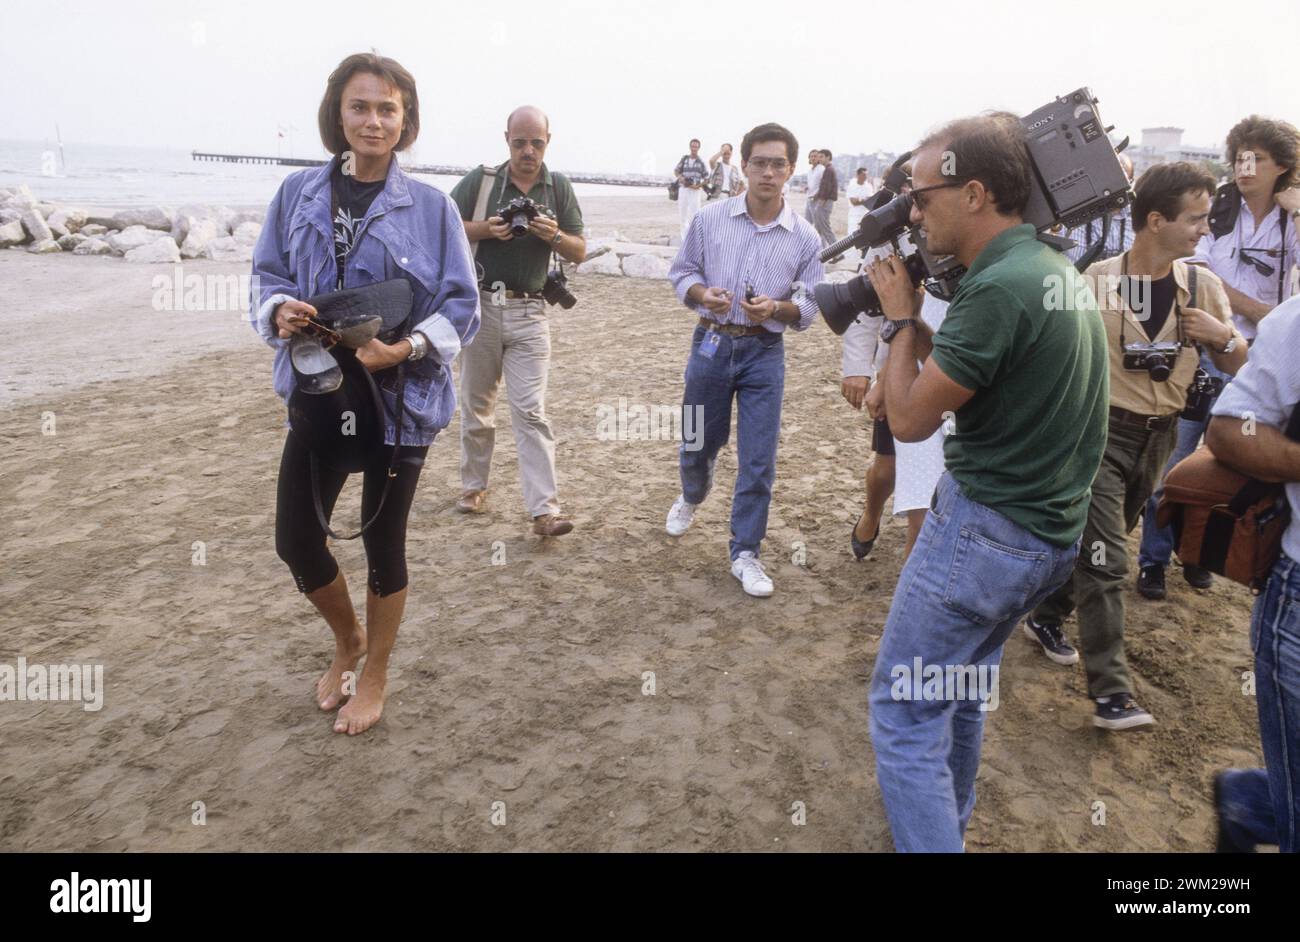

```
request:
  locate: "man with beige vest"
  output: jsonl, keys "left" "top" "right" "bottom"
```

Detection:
{"left": 1024, "top": 162, "right": 1247, "bottom": 729}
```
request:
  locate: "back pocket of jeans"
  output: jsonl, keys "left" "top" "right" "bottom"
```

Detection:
{"left": 943, "top": 526, "right": 1049, "bottom": 626}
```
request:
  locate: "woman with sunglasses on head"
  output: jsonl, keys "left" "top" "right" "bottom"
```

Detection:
{"left": 249, "top": 52, "right": 479, "bottom": 735}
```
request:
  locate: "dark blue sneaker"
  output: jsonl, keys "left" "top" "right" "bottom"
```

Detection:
{"left": 1023, "top": 616, "right": 1079, "bottom": 665}
{"left": 1093, "top": 693, "right": 1155, "bottom": 730}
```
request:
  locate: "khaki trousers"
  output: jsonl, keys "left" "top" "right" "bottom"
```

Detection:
{"left": 458, "top": 295, "right": 559, "bottom": 517}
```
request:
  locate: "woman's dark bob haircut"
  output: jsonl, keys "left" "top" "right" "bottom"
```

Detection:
{"left": 318, "top": 52, "right": 420, "bottom": 156}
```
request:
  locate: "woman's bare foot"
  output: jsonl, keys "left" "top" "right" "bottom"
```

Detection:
{"left": 334, "top": 668, "right": 386, "bottom": 735}
{"left": 316, "top": 628, "right": 366, "bottom": 711}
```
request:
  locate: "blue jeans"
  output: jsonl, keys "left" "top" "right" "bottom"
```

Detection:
{"left": 1218, "top": 553, "right": 1300, "bottom": 852}
{"left": 1138, "top": 355, "right": 1230, "bottom": 569}
{"left": 869, "top": 472, "right": 1079, "bottom": 852}
{"left": 679, "top": 325, "right": 785, "bottom": 560}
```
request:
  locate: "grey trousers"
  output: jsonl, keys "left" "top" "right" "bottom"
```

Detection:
{"left": 458, "top": 295, "right": 560, "bottom": 517}
{"left": 810, "top": 198, "right": 835, "bottom": 247}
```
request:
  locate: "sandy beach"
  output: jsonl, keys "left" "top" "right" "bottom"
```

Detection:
{"left": 0, "top": 191, "right": 1264, "bottom": 852}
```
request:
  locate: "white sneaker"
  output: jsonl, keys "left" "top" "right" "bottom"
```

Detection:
{"left": 730, "top": 551, "right": 774, "bottom": 597}
{"left": 666, "top": 495, "right": 698, "bottom": 536}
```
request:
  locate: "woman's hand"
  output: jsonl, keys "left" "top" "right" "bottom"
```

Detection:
{"left": 355, "top": 338, "right": 412, "bottom": 372}
{"left": 274, "top": 299, "right": 318, "bottom": 338}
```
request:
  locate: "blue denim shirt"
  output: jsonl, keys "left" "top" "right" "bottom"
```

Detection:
{"left": 249, "top": 155, "right": 480, "bottom": 446}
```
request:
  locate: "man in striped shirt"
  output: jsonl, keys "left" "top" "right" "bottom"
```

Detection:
{"left": 665, "top": 122, "right": 824, "bottom": 597}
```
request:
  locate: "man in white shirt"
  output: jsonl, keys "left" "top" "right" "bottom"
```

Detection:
{"left": 1205, "top": 294, "right": 1300, "bottom": 852}
{"left": 1191, "top": 116, "right": 1300, "bottom": 342}
{"left": 804, "top": 149, "right": 824, "bottom": 227}
{"left": 675, "top": 138, "right": 710, "bottom": 238}
{"left": 845, "top": 167, "right": 875, "bottom": 236}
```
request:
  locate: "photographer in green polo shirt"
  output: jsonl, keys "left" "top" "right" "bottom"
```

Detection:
{"left": 863, "top": 112, "right": 1109, "bottom": 852}
{"left": 1024, "top": 162, "right": 1246, "bottom": 730}
{"left": 448, "top": 105, "right": 585, "bottom": 537}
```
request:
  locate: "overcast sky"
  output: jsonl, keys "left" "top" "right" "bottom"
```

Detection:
{"left": 4, "top": 0, "right": 1295, "bottom": 175}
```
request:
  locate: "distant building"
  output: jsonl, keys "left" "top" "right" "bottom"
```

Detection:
{"left": 1128, "top": 126, "right": 1222, "bottom": 177}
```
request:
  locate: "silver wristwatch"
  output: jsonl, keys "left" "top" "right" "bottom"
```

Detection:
{"left": 405, "top": 331, "right": 428, "bottom": 361}
{"left": 1219, "top": 334, "right": 1238, "bottom": 355}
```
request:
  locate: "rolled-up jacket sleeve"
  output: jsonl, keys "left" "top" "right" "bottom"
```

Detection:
{"left": 410, "top": 193, "right": 481, "bottom": 364}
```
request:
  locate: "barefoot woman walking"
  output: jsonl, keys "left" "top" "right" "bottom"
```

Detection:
{"left": 249, "top": 53, "right": 479, "bottom": 734}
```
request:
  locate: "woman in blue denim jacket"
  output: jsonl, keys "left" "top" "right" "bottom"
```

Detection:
{"left": 249, "top": 53, "right": 479, "bottom": 735}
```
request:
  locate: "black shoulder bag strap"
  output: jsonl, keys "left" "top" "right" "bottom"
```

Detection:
{"left": 1278, "top": 207, "right": 1289, "bottom": 305}
{"left": 311, "top": 175, "right": 412, "bottom": 541}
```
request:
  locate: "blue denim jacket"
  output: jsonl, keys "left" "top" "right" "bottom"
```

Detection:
{"left": 249, "top": 155, "right": 480, "bottom": 446}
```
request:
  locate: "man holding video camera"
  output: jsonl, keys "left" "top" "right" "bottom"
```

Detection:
{"left": 864, "top": 112, "right": 1109, "bottom": 852}
{"left": 1024, "top": 163, "right": 1246, "bottom": 731}
{"left": 449, "top": 105, "right": 586, "bottom": 536}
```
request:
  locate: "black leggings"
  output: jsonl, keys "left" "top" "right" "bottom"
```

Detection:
{"left": 274, "top": 430, "right": 429, "bottom": 597}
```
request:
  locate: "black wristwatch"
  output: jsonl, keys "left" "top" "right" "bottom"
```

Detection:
{"left": 881, "top": 319, "right": 917, "bottom": 344}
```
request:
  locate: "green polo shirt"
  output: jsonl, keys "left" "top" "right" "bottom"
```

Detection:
{"left": 449, "top": 162, "right": 583, "bottom": 293}
{"left": 929, "top": 224, "right": 1109, "bottom": 547}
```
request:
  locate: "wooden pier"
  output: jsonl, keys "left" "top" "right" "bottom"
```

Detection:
{"left": 191, "top": 151, "right": 667, "bottom": 188}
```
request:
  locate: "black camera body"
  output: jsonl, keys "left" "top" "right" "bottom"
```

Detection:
{"left": 1181, "top": 366, "right": 1226, "bottom": 422}
{"left": 500, "top": 196, "right": 543, "bottom": 238}
{"left": 1121, "top": 340, "right": 1182, "bottom": 382}
{"left": 814, "top": 87, "right": 1133, "bottom": 335}
{"left": 543, "top": 267, "right": 577, "bottom": 309}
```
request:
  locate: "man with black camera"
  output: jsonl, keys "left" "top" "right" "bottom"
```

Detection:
{"left": 675, "top": 138, "right": 709, "bottom": 238}
{"left": 1138, "top": 116, "right": 1300, "bottom": 597}
{"left": 449, "top": 105, "right": 586, "bottom": 536}
{"left": 863, "top": 113, "right": 1109, "bottom": 852}
{"left": 1023, "top": 163, "right": 1246, "bottom": 730}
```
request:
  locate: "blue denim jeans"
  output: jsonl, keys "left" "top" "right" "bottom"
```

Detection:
{"left": 679, "top": 325, "right": 785, "bottom": 560}
{"left": 869, "top": 472, "right": 1079, "bottom": 852}
{"left": 1218, "top": 553, "right": 1300, "bottom": 852}
{"left": 1138, "top": 355, "right": 1231, "bottom": 569}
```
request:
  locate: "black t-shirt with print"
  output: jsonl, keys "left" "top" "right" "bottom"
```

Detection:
{"left": 332, "top": 165, "right": 385, "bottom": 287}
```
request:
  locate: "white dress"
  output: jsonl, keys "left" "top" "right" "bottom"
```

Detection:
{"left": 892, "top": 293, "right": 949, "bottom": 514}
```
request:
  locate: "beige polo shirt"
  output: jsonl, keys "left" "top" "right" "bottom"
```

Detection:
{"left": 1087, "top": 254, "right": 1243, "bottom": 417}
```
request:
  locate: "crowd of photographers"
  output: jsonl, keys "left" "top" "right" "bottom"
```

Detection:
{"left": 826, "top": 112, "right": 1299, "bottom": 851}
{"left": 255, "top": 50, "right": 1299, "bottom": 847}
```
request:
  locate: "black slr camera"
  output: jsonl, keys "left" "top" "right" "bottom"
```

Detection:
{"left": 1181, "top": 366, "right": 1226, "bottom": 422}
{"left": 814, "top": 87, "right": 1134, "bottom": 334}
{"left": 542, "top": 266, "right": 577, "bottom": 309}
{"left": 500, "top": 196, "right": 544, "bottom": 238}
{"left": 1121, "top": 340, "right": 1182, "bottom": 382}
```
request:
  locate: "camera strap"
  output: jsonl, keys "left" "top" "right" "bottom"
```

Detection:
{"left": 469, "top": 165, "right": 500, "bottom": 261}
{"left": 1117, "top": 251, "right": 1185, "bottom": 349}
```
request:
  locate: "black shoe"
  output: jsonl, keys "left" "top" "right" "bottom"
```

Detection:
{"left": 1136, "top": 564, "right": 1166, "bottom": 600}
{"left": 1183, "top": 563, "right": 1214, "bottom": 590}
{"left": 850, "top": 521, "right": 878, "bottom": 560}
{"left": 1213, "top": 771, "right": 1256, "bottom": 853}
{"left": 1093, "top": 693, "right": 1155, "bottom": 730}
{"left": 1022, "top": 616, "right": 1079, "bottom": 665}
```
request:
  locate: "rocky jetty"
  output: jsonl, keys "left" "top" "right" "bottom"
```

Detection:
{"left": 0, "top": 184, "right": 263, "bottom": 264}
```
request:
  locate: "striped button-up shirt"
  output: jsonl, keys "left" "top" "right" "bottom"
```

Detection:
{"left": 669, "top": 195, "right": 824, "bottom": 332}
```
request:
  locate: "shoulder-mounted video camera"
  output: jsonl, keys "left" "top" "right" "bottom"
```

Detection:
{"left": 815, "top": 87, "right": 1134, "bottom": 334}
